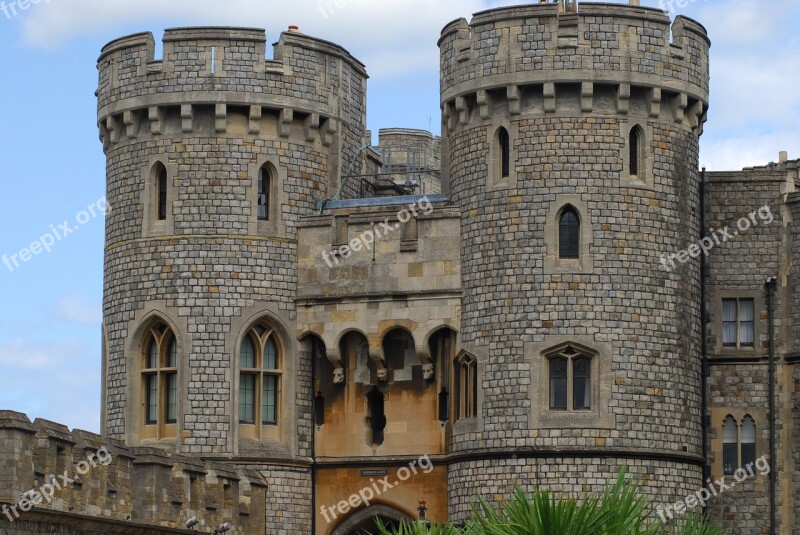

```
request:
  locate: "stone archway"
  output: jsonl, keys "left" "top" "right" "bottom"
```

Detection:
{"left": 331, "top": 504, "right": 412, "bottom": 535}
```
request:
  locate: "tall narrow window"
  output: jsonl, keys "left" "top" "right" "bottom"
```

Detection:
{"left": 559, "top": 206, "right": 580, "bottom": 259}
{"left": 549, "top": 358, "right": 568, "bottom": 410}
{"left": 741, "top": 416, "right": 756, "bottom": 467}
{"left": 572, "top": 357, "right": 591, "bottom": 410}
{"left": 498, "top": 127, "right": 510, "bottom": 179}
{"left": 629, "top": 126, "right": 642, "bottom": 177}
{"left": 722, "top": 298, "right": 755, "bottom": 348}
{"left": 142, "top": 322, "right": 179, "bottom": 434}
{"left": 156, "top": 164, "right": 168, "bottom": 221}
{"left": 239, "top": 322, "right": 282, "bottom": 428}
{"left": 722, "top": 415, "right": 738, "bottom": 475}
{"left": 258, "top": 165, "right": 271, "bottom": 221}
{"left": 366, "top": 388, "right": 387, "bottom": 446}
{"left": 455, "top": 354, "right": 478, "bottom": 421}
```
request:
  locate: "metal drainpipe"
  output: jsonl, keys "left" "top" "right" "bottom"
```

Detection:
{"left": 311, "top": 338, "right": 318, "bottom": 535}
{"left": 766, "top": 277, "right": 777, "bottom": 535}
{"left": 700, "top": 167, "right": 710, "bottom": 492}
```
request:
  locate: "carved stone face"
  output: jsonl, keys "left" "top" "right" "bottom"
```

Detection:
{"left": 377, "top": 368, "right": 389, "bottom": 383}
{"left": 333, "top": 367, "right": 345, "bottom": 384}
{"left": 422, "top": 363, "right": 435, "bottom": 381}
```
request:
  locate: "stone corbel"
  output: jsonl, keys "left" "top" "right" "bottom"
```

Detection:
{"left": 455, "top": 96, "right": 469, "bottom": 126}
{"left": 106, "top": 115, "right": 120, "bottom": 144}
{"left": 304, "top": 114, "right": 320, "bottom": 142}
{"left": 648, "top": 88, "right": 662, "bottom": 118}
{"left": 368, "top": 346, "right": 388, "bottom": 383}
{"left": 581, "top": 82, "right": 593, "bottom": 113}
{"left": 416, "top": 345, "right": 435, "bottom": 381}
{"left": 443, "top": 102, "right": 456, "bottom": 133}
{"left": 123, "top": 111, "right": 137, "bottom": 139}
{"left": 507, "top": 85, "right": 521, "bottom": 116}
{"left": 148, "top": 106, "right": 165, "bottom": 135}
{"left": 544, "top": 82, "right": 556, "bottom": 113}
{"left": 99, "top": 121, "right": 110, "bottom": 152}
{"left": 248, "top": 106, "right": 262, "bottom": 134}
{"left": 617, "top": 84, "right": 630, "bottom": 115}
{"left": 322, "top": 118, "right": 338, "bottom": 147}
{"left": 673, "top": 93, "right": 688, "bottom": 123}
{"left": 279, "top": 108, "right": 294, "bottom": 138}
{"left": 215, "top": 104, "right": 227, "bottom": 133}
{"left": 181, "top": 104, "right": 193, "bottom": 133}
{"left": 477, "top": 90, "right": 491, "bottom": 120}
{"left": 325, "top": 347, "right": 345, "bottom": 384}
{"left": 687, "top": 100, "right": 704, "bottom": 130}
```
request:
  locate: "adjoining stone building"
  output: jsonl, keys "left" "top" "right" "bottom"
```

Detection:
{"left": 0, "top": 2, "right": 798, "bottom": 535}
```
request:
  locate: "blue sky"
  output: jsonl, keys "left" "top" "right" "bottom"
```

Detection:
{"left": 0, "top": 0, "right": 798, "bottom": 433}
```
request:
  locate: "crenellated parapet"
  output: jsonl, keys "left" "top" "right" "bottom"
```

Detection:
{"left": 97, "top": 27, "right": 367, "bottom": 152}
{"left": 0, "top": 412, "right": 267, "bottom": 534}
{"left": 439, "top": 3, "right": 709, "bottom": 133}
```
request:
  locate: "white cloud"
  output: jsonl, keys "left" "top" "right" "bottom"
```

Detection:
{"left": 20, "top": 0, "right": 487, "bottom": 75}
{"left": 55, "top": 295, "right": 102, "bottom": 327}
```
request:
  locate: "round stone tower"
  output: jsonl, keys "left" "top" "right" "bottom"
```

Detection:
{"left": 439, "top": 2, "right": 710, "bottom": 520}
{"left": 97, "top": 26, "right": 366, "bottom": 532}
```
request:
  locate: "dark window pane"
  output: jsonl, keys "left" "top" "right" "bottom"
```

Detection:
{"left": 723, "top": 443, "right": 738, "bottom": 475}
{"left": 167, "top": 338, "right": 177, "bottom": 368}
{"left": 166, "top": 373, "right": 177, "bottom": 423}
{"left": 739, "top": 299, "right": 754, "bottom": 346}
{"left": 157, "top": 167, "right": 167, "bottom": 221}
{"left": 146, "top": 375, "right": 158, "bottom": 425}
{"left": 262, "top": 375, "right": 277, "bottom": 425}
{"left": 264, "top": 336, "right": 278, "bottom": 370}
{"left": 573, "top": 357, "right": 591, "bottom": 410}
{"left": 550, "top": 358, "right": 568, "bottom": 410}
{"left": 741, "top": 444, "right": 756, "bottom": 468}
{"left": 630, "top": 127, "right": 640, "bottom": 176}
{"left": 240, "top": 336, "right": 255, "bottom": 369}
{"left": 239, "top": 374, "right": 255, "bottom": 424}
{"left": 258, "top": 167, "right": 270, "bottom": 221}
{"left": 147, "top": 338, "right": 158, "bottom": 369}
{"left": 499, "top": 128, "right": 510, "bottom": 178}
{"left": 559, "top": 208, "right": 580, "bottom": 259}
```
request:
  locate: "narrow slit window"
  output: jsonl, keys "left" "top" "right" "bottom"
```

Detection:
{"left": 559, "top": 206, "right": 580, "bottom": 259}
{"left": 630, "top": 126, "right": 642, "bottom": 177}
{"left": 498, "top": 127, "right": 510, "bottom": 178}
{"left": 258, "top": 165, "right": 271, "bottom": 221}
{"left": 157, "top": 165, "right": 168, "bottom": 221}
{"left": 573, "top": 357, "right": 591, "bottom": 410}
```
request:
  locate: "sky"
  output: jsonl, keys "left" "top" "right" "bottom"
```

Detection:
{"left": 0, "top": 0, "right": 798, "bottom": 433}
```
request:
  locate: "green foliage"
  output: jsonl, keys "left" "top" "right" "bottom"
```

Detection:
{"left": 374, "top": 467, "right": 726, "bottom": 535}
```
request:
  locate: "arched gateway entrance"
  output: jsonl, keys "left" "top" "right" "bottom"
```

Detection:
{"left": 331, "top": 504, "right": 412, "bottom": 535}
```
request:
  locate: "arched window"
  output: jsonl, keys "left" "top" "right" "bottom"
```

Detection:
{"left": 455, "top": 354, "right": 477, "bottom": 420}
{"left": 741, "top": 415, "right": 756, "bottom": 467}
{"left": 559, "top": 206, "right": 580, "bottom": 259}
{"left": 366, "top": 388, "right": 387, "bottom": 447}
{"left": 239, "top": 323, "right": 281, "bottom": 427}
{"left": 722, "top": 415, "right": 738, "bottom": 475}
{"left": 142, "top": 322, "right": 178, "bottom": 431}
{"left": 498, "top": 127, "right": 510, "bottom": 179}
{"left": 155, "top": 163, "right": 168, "bottom": 221}
{"left": 548, "top": 345, "right": 593, "bottom": 411}
{"left": 629, "top": 126, "right": 643, "bottom": 177}
{"left": 258, "top": 165, "right": 271, "bottom": 221}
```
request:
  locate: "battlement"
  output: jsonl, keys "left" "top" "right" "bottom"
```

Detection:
{"left": 0, "top": 412, "right": 267, "bottom": 534}
{"left": 96, "top": 26, "right": 367, "bottom": 151}
{"left": 439, "top": 2, "right": 709, "bottom": 109}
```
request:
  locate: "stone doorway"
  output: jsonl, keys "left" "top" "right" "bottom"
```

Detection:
{"left": 331, "top": 504, "right": 412, "bottom": 535}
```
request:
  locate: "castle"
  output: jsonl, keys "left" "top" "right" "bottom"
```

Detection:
{"left": 1, "top": 1, "right": 799, "bottom": 534}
